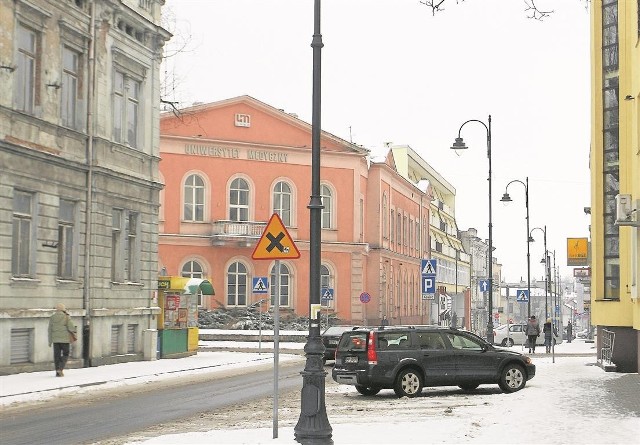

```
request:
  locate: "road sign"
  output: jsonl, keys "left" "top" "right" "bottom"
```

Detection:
{"left": 422, "top": 276, "right": 435, "bottom": 295}
{"left": 252, "top": 213, "right": 300, "bottom": 260}
{"left": 516, "top": 289, "right": 529, "bottom": 302}
{"left": 478, "top": 279, "right": 491, "bottom": 292}
{"left": 359, "top": 292, "right": 371, "bottom": 303}
{"left": 252, "top": 277, "right": 269, "bottom": 294}
{"left": 321, "top": 288, "right": 334, "bottom": 301}
{"left": 421, "top": 259, "right": 437, "bottom": 275}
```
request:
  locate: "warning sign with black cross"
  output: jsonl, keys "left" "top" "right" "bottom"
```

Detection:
{"left": 252, "top": 213, "right": 301, "bottom": 260}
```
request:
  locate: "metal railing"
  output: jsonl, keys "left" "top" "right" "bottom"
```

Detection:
{"left": 211, "top": 220, "right": 267, "bottom": 237}
{"left": 598, "top": 328, "right": 615, "bottom": 367}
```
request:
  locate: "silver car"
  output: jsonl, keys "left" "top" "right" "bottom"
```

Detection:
{"left": 493, "top": 323, "right": 562, "bottom": 347}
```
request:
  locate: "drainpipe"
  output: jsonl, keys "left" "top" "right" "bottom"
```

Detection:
{"left": 82, "top": 0, "right": 97, "bottom": 367}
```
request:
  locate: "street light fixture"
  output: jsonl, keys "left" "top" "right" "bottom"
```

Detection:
{"left": 294, "top": 1, "right": 332, "bottom": 443}
{"left": 530, "top": 225, "right": 549, "bottom": 319}
{"left": 500, "top": 177, "right": 531, "bottom": 319}
{"left": 451, "top": 115, "right": 494, "bottom": 344}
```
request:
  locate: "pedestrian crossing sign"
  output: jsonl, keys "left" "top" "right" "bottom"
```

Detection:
{"left": 321, "top": 288, "right": 334, "bottom": 300}
{"left": 252, "top": 277, "right": 269, "bottom": 294}
{"left": 516, "top": 289, "right": 529, "bottom": 302}
{"left": 421, "top": 259, "right": 437, "bottom": 275}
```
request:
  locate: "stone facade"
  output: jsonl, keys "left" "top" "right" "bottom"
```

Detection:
{"left": 0, "top": 0, "right": 170, "bottom": 374}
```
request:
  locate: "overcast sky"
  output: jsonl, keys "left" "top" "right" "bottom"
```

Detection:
{"left": 161, "top": 0, "right": 592, "bottom": 283}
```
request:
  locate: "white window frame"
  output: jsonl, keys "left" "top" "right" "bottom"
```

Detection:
{"left": 320, "top": 184, "right": 333, "bottom": 229}
{"left": 273, "top": 181, "right": 292, "bottom": 226}
{"left": 61, "top": 46, "right": 80, "bottom": 129}
{"left": 113, "top": 70, "right": 141, "bottom": 148}
{"left": 57, "top": 199, "right": 76, "bottom": 279}
{"left": 226, "top": 261, "right": 248, "bottom": 307}
{"left": 15, "top": 24, "right": 38, "bottom": 113}
{"left": 184, "top": 174, "right": 205, "bottom": 222}
{"left": 229, "top": 178, "right": 249, "bottom": 222}
{"left": 270, "top": 263, "right": 291, "bottom": 307}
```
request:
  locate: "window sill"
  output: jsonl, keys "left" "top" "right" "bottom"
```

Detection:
{"left": 10, "top": 277, "right": 41, "bottom": 287}
{"left": 111, "top": 281, "right": 144, "bottom": 288}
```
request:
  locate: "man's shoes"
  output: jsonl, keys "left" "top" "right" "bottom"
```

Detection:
{"left": 59, "top": 369, "right": 64, "bottom": 377}
{"left": 55, "top": 370, "right": 61, "bottom": 377}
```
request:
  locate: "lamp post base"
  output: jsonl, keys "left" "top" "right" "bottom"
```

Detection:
{"left": 294, "top": 335, "right": 333, "bottom": 444}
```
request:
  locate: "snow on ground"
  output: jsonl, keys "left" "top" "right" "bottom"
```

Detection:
{"left": 2, "top": 335, "right": 637, "bottom": 445}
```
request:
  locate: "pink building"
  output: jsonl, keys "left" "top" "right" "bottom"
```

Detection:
{"left": 159, "top": 96, "right": 433, "bottom": 325}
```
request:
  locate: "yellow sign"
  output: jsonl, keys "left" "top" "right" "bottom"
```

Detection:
{"left": 567, "top": 237, "right": 589, "bottom": 266}
{"left": 252, "top": 213, "right": 300, "bottom": 260}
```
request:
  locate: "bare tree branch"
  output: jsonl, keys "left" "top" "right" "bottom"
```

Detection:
{"left": 524, "top": 0, "right": 554, "bottom": 20}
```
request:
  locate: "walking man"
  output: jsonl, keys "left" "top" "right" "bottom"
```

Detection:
{"left": 525, "top": 315, "right": 540, "bottom": 354}
{"left": 48, "top": 303, "right": 76, "bottom": 377}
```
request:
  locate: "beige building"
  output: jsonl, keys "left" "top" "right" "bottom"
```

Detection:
{"left": 0, "top": 0, "right": 170, "bottom": 374}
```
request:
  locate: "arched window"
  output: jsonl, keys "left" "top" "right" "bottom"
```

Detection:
{"left": 227, "top": 261, "right": 247, "bottom": 306}
{"left": 182, "top": 260, "right": 204, "bottom": 306}
{"left": 320, "top": 264, "right": 334, "bottom": 308}
{"left": 270, "top": 263, "right": 291, "bottom": 307}
{"left": 181, "top": 260, "right": 203, "bottom": 278}
{"left": 320, "top": 184, "right": 332, "bottom": 229}
{"left": 229, "top": 178, "right": 249, "bottom": 222}
{"left": 184, "top": 174, "right": 205, "bottom": 222}
{"left": 273, "top": 181, "right": 292, "bottom": 226}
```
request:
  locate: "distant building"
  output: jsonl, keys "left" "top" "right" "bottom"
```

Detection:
{"left": 588, "top": 0, "right": 639, "bottom": 373}
{"left": 0, "top": 0, "right": 170, "bottom": 374}
{"left": 389, "top": 145, "right": 471, "bottom": 329}
{"left": 158, "top": 96, "right": 435, "bottom": 326}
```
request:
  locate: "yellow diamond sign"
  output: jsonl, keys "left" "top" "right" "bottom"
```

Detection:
{"left": 252, "top": 213, "right": 300, "bottom": 260}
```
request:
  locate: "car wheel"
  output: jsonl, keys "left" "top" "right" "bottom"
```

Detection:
{"left": 499, "top": 364, "right": 526, "bottom": 393}
{"left": 355, "top": 385, "right": 381, "bottom": 396}
{"left": 458, "top": 383, "right": 479, "bottom": 391}
{"left": 393, "top": 368, "right": 423, "bottom": 398}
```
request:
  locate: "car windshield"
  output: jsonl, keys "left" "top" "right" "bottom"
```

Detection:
{"left": 337, "top": 332, "right": 368, "bottom": 351}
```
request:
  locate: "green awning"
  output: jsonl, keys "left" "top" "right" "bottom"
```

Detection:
{"left": 183, "top": 278, "right": 215, "bottom": 295}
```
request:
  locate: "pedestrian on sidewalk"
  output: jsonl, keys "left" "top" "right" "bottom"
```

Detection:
{"left": 543, "top": 318, "right": 553, "bottom": 353}
{"left": 525, "top": 315, "right": 540, "bottom": 354}
{"left": 48, "top": 303, "right": 76, "bottom": 377}
{"left": 567, "top": 321, "right": 573, "bottom": 343}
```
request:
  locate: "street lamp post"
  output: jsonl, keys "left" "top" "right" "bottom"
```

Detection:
{"left": 294, "top": 0, "right": 332, "bottom": 443}
{"left": 451, "top": 115, "right": 494, "bottom": 344}
{"left": 500, "top": 177, "right": 531, "bottom": 319}
{"left": 530, "top": 225, "right": 548, "bottom": 319}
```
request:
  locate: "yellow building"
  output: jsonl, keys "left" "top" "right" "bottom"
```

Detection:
{"left": 589, "top": 0, "right": 639, "bottom": 373}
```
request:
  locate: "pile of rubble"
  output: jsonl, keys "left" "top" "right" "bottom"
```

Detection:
{"left": 198, "top": 303, "right": 343, "bottom": 331}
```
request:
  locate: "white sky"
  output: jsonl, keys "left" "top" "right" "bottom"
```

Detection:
{"left": 3, "top": 335, "right": 636, "bottom": 444}
{"left": 161, "top": 0, "right": 592, "bottom": 283}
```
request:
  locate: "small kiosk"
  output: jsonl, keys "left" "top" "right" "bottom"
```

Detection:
{"left": 157, "top": 276, "right": 215, "bottom": 358}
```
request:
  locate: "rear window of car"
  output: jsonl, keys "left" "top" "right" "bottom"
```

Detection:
{"left": 337, "top": 332, "right": 368, "bottom": 351}
{"left": 323, "top": 326, "right": 355, "bottom": 336}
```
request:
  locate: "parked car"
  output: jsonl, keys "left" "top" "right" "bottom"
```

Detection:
{"left": 493, "top": 323, "right": 562, "bottom": 347}
{"left": 332, "top": 326, "right": 535, "bottom": 398}
{"left": 321, "top": 326, "right": 359, "bottom": 362}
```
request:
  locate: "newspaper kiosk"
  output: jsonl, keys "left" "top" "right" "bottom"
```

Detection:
{"left": 157, "top": 276, "right": 214, "bottom": 358}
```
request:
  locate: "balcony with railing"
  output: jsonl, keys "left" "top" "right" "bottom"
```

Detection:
{"left": 210, "top": 219, "right": 299, "bottom": 246}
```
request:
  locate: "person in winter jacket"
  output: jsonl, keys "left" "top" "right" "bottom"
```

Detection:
{"left": 525, "top": 315, "right": 541, "bottom": 354}
{"left": 543, "top": 318, "right": 553, "bottom": 353}
{"left": 48, "top": 303, "right": 76, "bottom": 377}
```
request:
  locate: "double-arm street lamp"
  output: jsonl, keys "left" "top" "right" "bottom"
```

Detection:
{"left": 500, "top": 177, "right": 531, "bottom": 319}
{"left": 451, "top": 115, "right": 494, "bottom": 344}
{"left": 529, "top": 225, "right": 549, "bottom": 319}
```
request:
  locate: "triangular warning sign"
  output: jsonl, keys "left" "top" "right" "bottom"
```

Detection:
{"left": 323, "top": 289, "right": 332, "bottom": 298}
{"left": 422, "top": 260, "right": 436, "bottom": 275}
{"left": 252, "top": 213, "right": 301, "bottom": 260}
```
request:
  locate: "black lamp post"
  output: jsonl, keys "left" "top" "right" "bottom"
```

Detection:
{"left": 451, "top": 115, "right": 494, "bottom": 344}
{"left": 500, "top": 177, "right": 531, "bottom": 319}
{"left": 294, "top": 0, "right": 332, "bottom": 443}
{"left": 530, "top": 225, "right": 548, "bottom": 319}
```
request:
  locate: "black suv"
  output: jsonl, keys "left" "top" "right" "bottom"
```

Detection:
{"left": 321, "top": 326, "right": 359, "bottom": 362}
{"left": 332, "top": 326, "right": 535, "bottom": 398}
